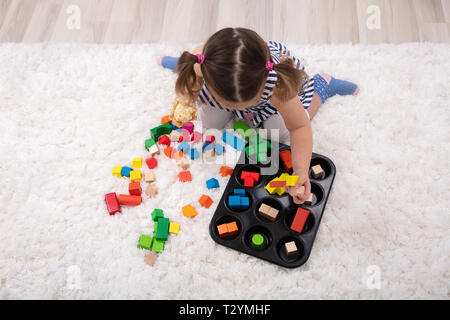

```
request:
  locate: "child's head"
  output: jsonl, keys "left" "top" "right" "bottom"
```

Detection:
{"left": 175, "top": 28, "right": 308, "bottom": 108}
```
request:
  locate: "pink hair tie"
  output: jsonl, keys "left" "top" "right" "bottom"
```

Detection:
{"left": 196, "top": 54, "right": 205, "bottom": 65}
{"left": 265, "top": 61, "right": 274, "bottom": 71}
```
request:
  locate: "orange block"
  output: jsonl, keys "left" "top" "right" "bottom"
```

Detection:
{"left": 279, "top": 150, "right": 293, "bottom": 171}
{"left": 161, "top": 115, "right": 171, "bottom": 124}
{"left": 198, "top": 194, "right": 213, "bottom": 208}
{"left": 220, "top": 166, "right": 234, "bottom": 177}
{"left": 173, "top": 150, "right": 184, "bottom": 161}
{"left": 164, "top": 147, "right": 174, "bottom": 159}
{"left": 217, "top": 223, "right": 229, "bottom": 238}
{"left": 128, "top": 181, "right": 142, "bottom": 196}
{"left": 178, "top": 170, "right": 192, "bottom": 182}
{"left": 226, "top": 221, "right": 238, "bottom": 236}
{"left": 118, "top": 194, "right": 142, "bottom": 206}
{"left": 182, "top": 205, "right": 198, "bottom": 218}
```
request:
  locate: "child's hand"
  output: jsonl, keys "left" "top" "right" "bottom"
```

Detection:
{"left": 286, "top": 172, "right": 311, "bottom": 204}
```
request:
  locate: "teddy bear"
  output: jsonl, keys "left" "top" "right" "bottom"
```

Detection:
{"left": 170, "top": 99, "right": 197, "bottom": 127}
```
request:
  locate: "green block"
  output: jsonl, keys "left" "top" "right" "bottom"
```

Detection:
{"left": 152, "top": 239, "right": 165, "bottom": 253}
{"left": 245, "top": 144, "right": 257, "bottom": 157}
{"left": 137, "top": 235, "right": 153, "bottom": 250}
{"left": 234, "top": 120, "right": 256, "bottom": 141}
{"left": 233, "top": 120, "right": 250, "bottom": 132}
{"left": 251, "top": 233, "right": 264, "bottom": 249}
{"left": 145, "top": 138, "right": 156, "bottom": 151}
{"left": 153, "top": 221, "right": 158, "bottom": 235}
{"left": 150, "top": 123, "right": 172, "bottom": 141}
{"left": 151, "top": 208, "right": 164, "bottom": 221}
{"left": 155, "top": 217, "right": 169, "bottom": 241}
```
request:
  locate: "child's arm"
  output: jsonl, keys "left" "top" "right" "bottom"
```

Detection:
{"left": 271, "top": 95, "right": 312, "bottom": 204}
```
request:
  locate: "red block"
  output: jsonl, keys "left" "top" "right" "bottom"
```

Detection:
{"left": 118, "top": 194, "right": 142, "bottom": 206}
{"left": 280, "top": 150, "right": 293, "bottom": 171}
{"left": 178, "top": 170, "right": 192, "bottom": 182}
{"left": 146, "top": 157, "right": 158, "bottom": 169}
{"left": 158, "top": 135, "right": 171, "bottom": 146}
{"left": 244, "top": 177, "right": 255, "bottom": 187}
{"left": 198, "top": 194, "right": 213, "bottom": 208}
{"left": 269, "top": 180, "right": 286, "bottom": 188}
{"left": 191, "top": 131, "right": 202, "bottom": 143}
{"left": 241, "top": 170, "right": 260, "bottom": 186}
{"left": 205, "top": 135, "right": 215, "bottom": 143}
{"left": 290, "top": 208, "right": 310, "bottom": 233}
{"left": 105, "top": 192, "right": 121, "bottom": 215}
{"left": 129, "top": 182, "right": 142, "bottom": 196}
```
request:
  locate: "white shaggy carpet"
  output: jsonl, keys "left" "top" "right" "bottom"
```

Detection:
{"left": 0, "top": 42, "right": 448, "bottom": 300}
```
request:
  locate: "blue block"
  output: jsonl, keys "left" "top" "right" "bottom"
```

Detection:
{"left": 206, "top": 178, "right": 219, "bottom": 189}
{"left": 228, "top": 195, "right": 241, "bottom": 209}
{"left": 234, "top": 136, "right": 245, "bottom": 151}
{"left": 190, "top": 148, "right": 199, "bottom": 160}
{"left": 222, "top": 131, "right": 245, "bottom": 151}
{"left": 233, "top": 188, "right": 246, "bottom": 196}
{"left": 171, "top": 123, "right": 182, "bottom": 130}
{"left": 214, "top": 143, "right": 225, "bottom": 155}
{"left": 178, "top": 142, "right": 190, "bottom": 153}
{"left": 202, "top": 141, "right": 215, "bottom": 152}
{"left": 239, "top": 197, "right": 250, "bottom": 210}
{"left": 121, "top": 166, "right": 133, "bottom": 177}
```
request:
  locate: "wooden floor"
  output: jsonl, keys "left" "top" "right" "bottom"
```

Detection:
{"left": 1, "top": 0, "right": 449, "bottom": 43}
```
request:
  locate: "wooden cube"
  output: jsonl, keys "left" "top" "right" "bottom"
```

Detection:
{"left": 258, "top": 203, "right": 279, "bottom": 221}
{"left": 284, "top": 241, "right": 298, "bottom": 256}
{"left": 144, "top": 172, "right": 155, "bottom": 183}
{"left": 311, "top": 164, "right": 324, "bottom": 178}
{"left": 144, "top": 252, "right": 158, "bottom": 266}
{"left": 226, "top": 221, "right": 238, "bottom": 236}
{"left": 177, "top": 158, "right": 190, "bottom": 170}
{"left": 217, "top": 223, "right": 229, "bottom": 238}
{"left": 145, "top": 184, "right": 158, "bottom": 198}
{"left": 148, "top": 144, "right": 159, "bottom": 157}
{"left": 304, "top": 193, "right": 313, "bottom": 205}
{"left": 170, "top": 130, "right": 181, "bottom": 142}
{"left": 204, "top": 149, "right": 215, "bottom": 162}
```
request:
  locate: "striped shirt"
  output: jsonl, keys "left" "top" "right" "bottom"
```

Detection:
{"left": 198, "top": 41, "right": 315, "bottom": 128}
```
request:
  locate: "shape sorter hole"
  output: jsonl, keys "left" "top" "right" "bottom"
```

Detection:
{"left": 225, "top": 189, "right": 253, "bottom": 212}
{"left": 308, "top": 157, "right": 332, "bottom": 180}
{"left": 244, "top": 226, "right": 272, "bottom": 251}
{"left": 255, "top": 198, "right": 284, "bottom": 223}
{"left": 236, "top": 165, "right": 261, "bottom": 187}
{"left": 284, "top": 207, "right": 315, "bottom": 235}
{"left": 276, "top": 236, "right": 305, "bottom": 263}
{"left": 214, "top": 215, "right": 242, "bottom": 240}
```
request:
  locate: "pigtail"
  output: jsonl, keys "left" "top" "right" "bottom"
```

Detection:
{"left": 175, "top": 51, "right": 200, "bottom": 102}
{"left": 272, "top": 57, "right": 309, "bottom": 102}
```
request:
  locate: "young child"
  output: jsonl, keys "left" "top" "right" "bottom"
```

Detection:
{"left": 159, "top": 28, "right": 358, "bottom": 204}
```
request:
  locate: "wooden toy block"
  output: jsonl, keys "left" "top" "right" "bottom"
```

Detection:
{"left": 217, "top": 223, "right": 230, "bottom": 238}
{"left": 290, "top": 208, "right": 310, "bottom": 233}
{"left": 284, "top": 241, "right": 298, "bottom": 256}
{"left": 304, "top": 193, "right": 313, "bottom": 205}
{"left": 269, "top": 180, "right": 286, "bottom": 188}
{"left": 202, "top": 141, "right": 214, "bottom": 152}
{"left": 240, "top": 197, "right": 250, "bottom": 209}
{"left": 233, "top": 188, "right": 246, "bottom": 196}
{"left": 155, "top": 217, "right": 169, "bottom": 241}
{"left": 206, "top": 178, "right": 219, "bottom": 189}
{"left": 105, "top": 192, "right": 121, "bottom": 215}
{"left": 226, "top": 221, "right": 239, "bottom": 236}
{"left": 311, "top": 164, "right": 324, "bottom": 178}
{"left": 204, "top": 149, "right": 215, "bottom": 162}
{"left": 173, "top": 150, "right": 184, "bottom": 160}
{"left": 150, "top": 123, "right": 172, "bottom": 141}
{"left": 144, "top": 171, "right": 155, "bottom": 183}
{"left": 279, "top": 149, "right": 293, "bottom": 171}
{"left": 169, "top": 222, "right": 180, "bottom": 234}
{"left": 214, "top": 143, "right": 225, "bottom": 155}
{"left": 191, "top": 131, "right": 202, "bottom": 143}
{"left": 148, "top": 144, "right": 160, "bottom": 157}
{"left": 241, "top": 171, "right": 260, "bottom": 186}
{"left": 228, "top": 195, "right": 241, "bottom": 210}
{"left": 251, "top": 233, "right": 264, "bottom": 249}
{"left": 233, "top": 120, "right": 250, "bottom": 133}
{"left": 265, "top": 183, "right": 277, "bottom": 195}
{"left": 132, "top": 158, "right": 142, "bottom": 169}
{"left": 129, "top": 181, "right": 142, "bottom": 196}
{"left": 205, "top": 135, "right": 215, "bottom": 143}
{"left": 276, "top": 187, "right": 286, "bottom": 196}
{"left": 112, "top": 166, "right": 122, "bottom": 178}
{"left": 151, "top": 239, "right": 164, "bottom": 253}
{"left": 121, "top": 166, "right": 133, "bottom": 177}
{"left": 222, "top": 131, "right": 245, "bottom": 151}
{"left": 163, "top": 146, "right": 174, "bottom": 158}
{"left": 178, "top": 141, "right": 190, "bottom": 153}
{"left": 177, "top": 158, "right": 190, "bottom": 170}
{"left": 182, "top": 205, "right": 198, "bottom": 218}
{"left": 161, "top": 115, "right": 171, "bottom": 124}
{"left": 145, "top": 184, "right": 158, "bottom": 198}
{"left": 180, "top": 129, "right": 190, "bottom": 142}
{"left": 220, "top": 166, "right": 234, "bottom": 177}
{"left": 190, "top": 148, "right": 199, "bottom": 160}
{"left": 145, "top": 138, "right": 156, "bottom": 151}
{"left": 285, "top": 175, "right": 299, "bottom": 187}
{"left": 178, "top": 170, "right": 192, "bottom": 182}
{"left": 144, "top": 252, "right": 158, "bottom": 266}
{"left": 137, "top": 235, "right": 153, "bottom": 250}
{"left": 145, "top": 157, "right": 157, "bottom": 169}
{"left": 151, "top": 208, "right": 164, "bottom": 221}
{"left": 169, "top": 130, "right": 181, "bottom": 142}
{"left": 182, "top": 122, "right": 194, "bottom": 134}
{"left": 130, "top": 169, "right": 141, "bottom": 182}
{"left": 243, "top": 177, "right": 255, "bottom": 187}
{"left": 118, "top": 194, "right": 142, "bottom": 206}
{"left": 258, "top": 203, "right": 279, "bottom": 221}
{"left": 198, "top": 194, "right": 213, "bottom": 208}
{"left": 158, "top": 135, "right": 171, "bottom": 146}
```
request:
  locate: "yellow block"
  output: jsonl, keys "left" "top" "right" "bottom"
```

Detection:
{"left": 279, "top": 173, "right": 289, "bottom": 181}
{"left": 265, "top": 182, "right": 277, "bottom": 194}
{"left": 112, "top": 166, "right": 122, "bottom": 178}
{"left": 169, "top": 222, "right": 180, "bottom": 234}
{"left": 276, "top": 187, "right": 286, "bottom": 196}
{"left": 130, "top": 169, "right": 141, "bottom": 182}
{"left": 132, "top": 158, "right": 142, "bottom": 169}
{"left": 182, "top": 205, "right": 198, "bottom": 218}
{"left": 286, "top": 175, "right": 299, "bottom": 187}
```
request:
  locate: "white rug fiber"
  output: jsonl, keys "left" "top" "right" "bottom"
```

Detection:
{"left": 0, "top": 42, "right": 449, "bottom": 299}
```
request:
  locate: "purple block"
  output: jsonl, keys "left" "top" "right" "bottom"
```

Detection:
{"left": 182, "top": 122, "right": 194, "bottom": 135}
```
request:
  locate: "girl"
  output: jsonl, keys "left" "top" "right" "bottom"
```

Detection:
{"left": 159, "top": 28, "right": 358, "bottom": 204}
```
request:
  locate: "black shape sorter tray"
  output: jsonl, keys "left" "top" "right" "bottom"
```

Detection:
{"left": 209, "top": 143, "right": 336, "bottom": 268}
